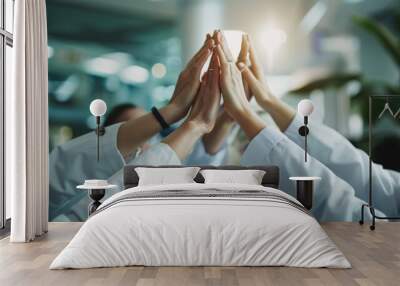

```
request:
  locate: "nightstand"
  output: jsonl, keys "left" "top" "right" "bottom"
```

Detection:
{"left": 289, "top": 177, "right": 321, "bottom": 210}
{"left": 77, "top": 180, "right": 117, "bottom": 215}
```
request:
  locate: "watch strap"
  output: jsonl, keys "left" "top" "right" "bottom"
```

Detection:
{"left": 151, "top": 107, "right": 170, "bottom": 130}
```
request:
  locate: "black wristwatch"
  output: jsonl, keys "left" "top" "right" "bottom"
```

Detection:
{"left": 151, "top": 107, "right": 170, "bottom": 130}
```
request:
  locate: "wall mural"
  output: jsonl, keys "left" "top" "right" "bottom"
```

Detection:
{"left": 47, "top": 0, "right": 400, "bottom": 222}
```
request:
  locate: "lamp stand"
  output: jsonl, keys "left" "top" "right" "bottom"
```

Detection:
{"left": 95, "top": 116, "right": 105, "bottom": 162}
{"left": 298, "top": 116, "right": 309, "bottom": 162}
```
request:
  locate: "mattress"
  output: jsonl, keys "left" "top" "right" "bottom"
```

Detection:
{"left": 50, "top": 183, "right": 350, "bottom": 269}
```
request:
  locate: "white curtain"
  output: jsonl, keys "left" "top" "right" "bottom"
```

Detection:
{"left": 7, "top": 0, "right": 49, "bottom": 242}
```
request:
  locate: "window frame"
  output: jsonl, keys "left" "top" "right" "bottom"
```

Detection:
{"left": 0, "top": 0, "right": 14, "bottom": 230}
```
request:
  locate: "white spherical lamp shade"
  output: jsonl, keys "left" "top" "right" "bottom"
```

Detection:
{"left": 297, "top": 99, "right": 314, "bottom": 116}
{"left": 90, "top": 99, "right": 107, "bottom": 116}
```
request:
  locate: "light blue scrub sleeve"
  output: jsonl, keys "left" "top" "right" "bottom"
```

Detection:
{"left": 108, "top": 143, "right": 182, "bottom": 190}
{"left": 184, "top": 139, "right": 228, "bottom": 166}
{"left": 240, "top": 126, "right": 384, "bottom": 221}
{"left": 285, "top": 114, "right": 400, "bottom": 217}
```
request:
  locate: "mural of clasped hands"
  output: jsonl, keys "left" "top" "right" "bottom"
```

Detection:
{"left": 164, "top": 29, "right": 297, "bottom": 160}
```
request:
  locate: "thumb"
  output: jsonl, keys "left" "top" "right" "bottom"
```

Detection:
{"left": 237, "top": 62, "right": 262, "bottom": 95}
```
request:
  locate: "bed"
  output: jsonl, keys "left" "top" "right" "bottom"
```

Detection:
{"left": 50, "top": 165, "right": 350, "bottom": 269}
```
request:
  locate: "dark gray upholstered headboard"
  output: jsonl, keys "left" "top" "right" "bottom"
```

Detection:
{"left": 123, "top": 165, "right": 279, "bottom": 189}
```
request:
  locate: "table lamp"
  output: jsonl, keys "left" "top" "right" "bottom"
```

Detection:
{"left": 90, "top": 99, "right": 107, "bottom": 162}
{"left": 297, "top": 99, "right": 314, "bottom": 162}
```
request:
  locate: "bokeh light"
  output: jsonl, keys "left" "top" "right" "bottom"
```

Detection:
{"left": 151, "top": 63, "right": 167, "bottom": 79}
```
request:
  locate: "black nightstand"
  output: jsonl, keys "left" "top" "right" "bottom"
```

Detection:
{"left": 289, "top": 177, "right": 321, "bottom": 210}
{"left": 77, "top": 182, "right": 117, "bottom": 215}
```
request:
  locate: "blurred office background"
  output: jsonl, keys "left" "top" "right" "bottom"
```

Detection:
{"left": 47, "top": 0, "right": 400, "bottom": 169}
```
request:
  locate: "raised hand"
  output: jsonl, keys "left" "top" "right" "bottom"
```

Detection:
{"left": 237, "top": 35, "right": 273, "bottom": 110}
{"left": 215, "top": 31, "right": 266, "bottom": 140}
{"left": 169, "top": 34, "right": 214, "bottom": 118}
{"left": 215, "top": 32, "right": 252, "bottom": 121}
{"left": 236, "top": 33, "right": 251, "bottom": 99}
{"left": 238, "top": 35, "right": 295, "bottom": 131}
{"left": 209, "top": 31, "right": 251, "bottom": 123}
{"left": 162, "top": 50, "right": 221, "bottom": 160}
{"left": 186, "top": 49, "right": 221, "bottom": 134}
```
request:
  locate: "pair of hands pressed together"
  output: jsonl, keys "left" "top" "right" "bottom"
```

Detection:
{"left": 163, "top": 31, "right": 269, "bottom": 159}
{"left": 176, "top": 30, "right": 282, "bottom": 143}
{"left": 179, "top": 30, "right": 296, "bottom": 141}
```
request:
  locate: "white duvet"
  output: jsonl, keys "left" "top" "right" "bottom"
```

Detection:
{"left": 50, "top": 183, "right": 350, "bottom": 269}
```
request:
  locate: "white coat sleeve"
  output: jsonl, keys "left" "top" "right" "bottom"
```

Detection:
{"left": 50, "top": 124, "right": 180, "bottom": 221}
{"left": 240, "top": 126, "right": 385, "bottom": 221}
{"left": 107, "top": 143, "right": 182, "bottom": 191}
{"left": 284, "top": 114, "right": 400, "bottom": 217}
{"left": 184, "top": 139, "right": 228, "bottom": 166}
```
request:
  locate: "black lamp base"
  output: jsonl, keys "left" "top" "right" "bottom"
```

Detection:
{"left": 296, "top": 180, "right": 313, "bottom": 210}
{"left": 88, "top": 189, "right": 105, "bottom": 216}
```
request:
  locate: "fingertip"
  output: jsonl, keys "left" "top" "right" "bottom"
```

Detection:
{"left": 205, "top": 39, "right": 212, "bottom": 50}
{"left": 247, "top": 34, "right": 253, "bottom": 48}
{"left": 216, "top": 31, "right": 222, "bottom": 42}
{"left": 205, "top": 35, "right": 215, "bottom": 48}
{"left": 240, "top": 34, "right": 246, "bottom": 47}
{"left": 245, "top": 34, "right": 250, "bottom": 44}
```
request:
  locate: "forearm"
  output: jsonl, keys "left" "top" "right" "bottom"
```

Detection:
{"left": 162, "top": 121, "right": 207, "bottom": 161}
{"left": 117, "top": 103, "right": 184, "bottom": 157}
{"left": 202, "top": 112, "right": 235, "bottom": 155}
{"left": 234, "top": 108, "right": 266, "bottom": 140}
{"left": 259, "top": 95, "right": 296, "bottom": 132}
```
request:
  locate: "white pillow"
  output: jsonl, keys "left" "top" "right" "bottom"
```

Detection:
{"left": 200, "top": 169, "right": 266, "bottom": 185}
{"left": 135, "top": 167, "right": 200, "bottom": 186}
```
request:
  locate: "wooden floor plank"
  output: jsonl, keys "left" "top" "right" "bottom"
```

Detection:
{"left": 0, "top": 222, "right": 399, "bottom": 286}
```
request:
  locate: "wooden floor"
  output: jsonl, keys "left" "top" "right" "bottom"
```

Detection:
{"left": 0, "top": 222, "right": 399, "bottom": 286}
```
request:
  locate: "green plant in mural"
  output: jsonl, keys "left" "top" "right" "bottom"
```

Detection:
{"left": 353, "top": 15, "right": 400, "bottom": 69}
{"left": 350, "top": 14, "right": 400, "bottom": 123}
{"left": 289, "top": 13, "right": 400, "bottom": 125}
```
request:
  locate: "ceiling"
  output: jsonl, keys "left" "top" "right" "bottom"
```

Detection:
{"left": 47, "top": 0, "right": 178, "bottom": 57}
{"left": 46, "top": 0, "right": 400, "bottom": 134}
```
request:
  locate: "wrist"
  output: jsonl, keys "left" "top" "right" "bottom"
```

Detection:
{"left": 182, "top": 120, "right": 208, "bottom": 137}
{"left": 161, "top": 103, "right": 186, "bottom": 124}
{"left": 230, "top": 102, "right": 253, "bottom": 122}
{"left": 220, "top": 111, "right": 236, "bottom": 125}
{"left": 257, "top": 92, "right": 277, "bottom": 112}
{"left": 259, "top": 95, "right": 296, "bottom": 132}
